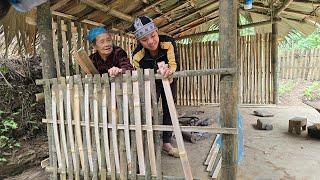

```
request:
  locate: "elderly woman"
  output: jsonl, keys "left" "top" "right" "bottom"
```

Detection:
{"left": 87, "top": 27, "right": 133, "bottom": 76}
{"left": 130, "top": 16, "right": 180, "bottom": 158}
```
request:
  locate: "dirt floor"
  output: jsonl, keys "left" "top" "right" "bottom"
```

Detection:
{"left": 4, "top": 80, "right": 320, "bottom": 179}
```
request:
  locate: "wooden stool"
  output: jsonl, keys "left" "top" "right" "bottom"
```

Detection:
{"left": 288, "top": 117, "right": 307, "bottom": 135}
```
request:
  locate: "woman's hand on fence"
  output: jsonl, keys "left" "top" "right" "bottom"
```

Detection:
{"left": 108, "top": 66, "right": 122, "bottom": 77}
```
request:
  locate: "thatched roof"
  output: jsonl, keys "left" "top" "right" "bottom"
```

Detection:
{"left": 0, "top": 0, "right": 319, "bottom": 56}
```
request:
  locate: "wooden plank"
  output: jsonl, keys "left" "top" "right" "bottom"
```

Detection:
{"left": 115, "top": 76, "right": 128, "bottom": 180}
{"left": 72, "top": 48, "right": 99, "bottom": 74}
{"left": 57, "top": 78, "right": 68, "bottom": 179}
{"left": 211, "top": 157, "right": 222, "bottom": 179}
{"left": 51, "top": 81, "right": 64, "bottom": 179}
{"left": 61, "top": 20, "right": 70, "bottom": 76}
{"left": 125, "top": 71, "right": 137, "bottom": 179}
{"left": 132, "top": 71, "right": 146, "bottom": 175}
{"left": 101, "top": 74, "right": 116, "bottom": 180}
{"left": 65, "top": 77, "right": 80, "bottom": 179}
{"left": 52, "top": 28, "right": 61, "bottom": 77}
{"left": 73, "top": 78, "right": 85, "bottom": 175}
{"left": 66, "top": 19, "right": 73, "bottom": 75}
{"left": 111, "top": 82, "right": 121, "bottom": 173}
{"left": 149, "top": 69, "right": 162, "bottom": 179}
{"left": 73, "top": 75, "right": 90, "bottom": 180}
{"left": 93, "top": 75, "right": 105, "bottom": 176}
{"left": 204, "top": 134, "right": 219, "bottom": 165}
{"left": 158, "top": 62, "right": 193, "bottom": 180}
{"left": 144, "top": 69, "right": 157, "bottom": 175}
{"left": 122, "top": 74, "right": 132, "bottom": 174}
{"left": 137, "top": 69, "right": 151, "bottom": 179}
{"left": 43, "top": 80, "right": 57, "bottom": 180}
{"left": 206, "top": 145, "right": 220, "bottom": 172}
{"left": 101, "top": 74, "right": 112, "bottom": 173}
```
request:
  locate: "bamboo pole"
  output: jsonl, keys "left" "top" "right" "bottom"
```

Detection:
{"left": 144, "top": 69, "right": 157, "bottom": 175}
{"left": 125, "top": 71, "right": 137, "bottom": 180}
{"left": 132, "top": 71, "right": 146, "bottom": 175}
{"left": 101, "top": 74, "right": 116, "bottom": 180}
{"left": 115, "top": 76, "right": 128, "bottom": 180}
{"left": 65, "top": 77, "right": 80, "bottom": 180}
{"left": 158, "top": 62, "right": 193, "bottom": 179}
{"left": 57, "top": 79, "right": 68, "bottom": 180}
{"left": 122, "top": 74, "right": 132, "bottom": 174}
{"left": 51, "top": 82, "right": 64, "bottom": 179}
{"left": 111, "top": 82, "right": 121, "bottom": 173}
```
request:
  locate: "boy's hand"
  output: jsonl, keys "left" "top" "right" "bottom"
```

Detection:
{"left": 108, "top": 67, "right": 122, "bottom": 77}
{"left": 157, "top": 63, "right": 173, "bottom": 78}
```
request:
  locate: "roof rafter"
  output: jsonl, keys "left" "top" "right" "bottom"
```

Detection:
{"left": 274, "top": 0, "right": 294, "bottom": 17}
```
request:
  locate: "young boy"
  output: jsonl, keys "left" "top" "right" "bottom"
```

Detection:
{"left": 130, "top": 16, "right": 180, "bottom": 158}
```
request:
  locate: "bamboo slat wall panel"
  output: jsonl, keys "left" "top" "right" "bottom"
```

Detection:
{"left": 279, "top": 48, "right": 320, "bottom": 81}
{"left": 177, "top": 33, "right": 274, "bottom": 105}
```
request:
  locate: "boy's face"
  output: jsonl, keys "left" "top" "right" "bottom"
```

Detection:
{"left": 139, "top": 30, "right": 159, "bottom": 52}
{"left": 93, "top": 32, "right": 113, "bottom": 57}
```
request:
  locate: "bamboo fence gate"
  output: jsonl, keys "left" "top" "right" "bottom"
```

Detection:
{"left": 279, "top": 48, "right": 320, "bottom": 81}
{"left": 37, "top": 69, "right": 237, "bottom": 179}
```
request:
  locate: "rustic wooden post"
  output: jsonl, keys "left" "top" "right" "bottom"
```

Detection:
{"left": 272, "top": 21, "right": 279, "bottom": 104}
{"left": 37, "top": 2, "right": 57, "bottom": 180}
{"left": 219, "top": 0, "right": 238, "bottom": 179}
{"left": 37, "top": 2, "right": 56, "bottom": 78}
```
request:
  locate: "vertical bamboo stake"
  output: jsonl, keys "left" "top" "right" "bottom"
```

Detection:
{"left": 74, "top": 75, "right": 90, "bottom": 180}
{"left": 158, "top": 62, "right": 193, "bottom": 180}
{"left": 132, "top": 71, "right": 146, "bottom": 175}
{"left": 126, "top": 71, "right": 138, "bottom": 180}
{"left": 75, "top": 22, "right": 82, "bottom": 74}
{"left": 44, "top": 80, "right": 58, "bottom": 180}
{"left": 56, "top": 16, "right": 65, "bottom": 77}
{"left": 93, "top": 76, "right": 103, "bottom": 169}
{"left": 101, "top": 74, "right": 116, "bottom": 180}
{"left": 122, "top": 74, "right": 132, "bottom": 173}
{"left": 73, "top": 79, "right": 85, "bottom": 174}
{"left": 51, "top": 81, "right": 64, "bottom": 179}
{"left": 61, "top": 20, "right": 70, "bottom": 76}
{"left": 66, "top": 19, "right": 73, "bottom": 75}
{"left": 83, "top": 24, "right": 88, "bottom": 53}
{"left": 144, "top": 69, "right": 157, "bottom": 175}
{"left": 65, "top": 77, "right": 79, "bottom": 179}
{"left": 138, "top": 69, "right": 152, "bottom": 179}
{"left": 52, "top": 28, "right": 61, "bottom": 77}
{"left": 101, "top": 74, "right": 112, "bottom": 173}
{"left": 149, "top": 70, "right": 162, "bottom": 179}
{"left": 111, "top": 82, "right": 121, "bottom": 173}
{"left": 57, "top": 78, "right": 68, "bottom": 179}
{"left": 115, "top": 76, "right": 128, "bottom": 180}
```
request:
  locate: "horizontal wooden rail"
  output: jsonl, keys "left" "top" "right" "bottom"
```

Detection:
{"left": 35, "top": 68, "right": 236, "bottom": 85}
{"left": 42, "top": 119, "right": 237, "bottom": 135}
{"left": 45, "top": 166, "right": 199, "bottom": 180}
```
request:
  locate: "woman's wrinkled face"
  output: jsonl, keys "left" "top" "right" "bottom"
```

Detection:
{"left": 93, "top": 32, "right": 113, "bottom": 57}
{"left": 139, "top": 30, "right": 159, "bottom": 52}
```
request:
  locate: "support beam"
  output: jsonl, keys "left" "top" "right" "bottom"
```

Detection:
{"left": 219, "top": 0, "right": 238, "bottom": 179}
{"left": 80, "top": 0, "right": 134, "bottom": 22}
{"left": 176, "top": 19, "right": 281, "bottom": 40}
{"left": 168, "top": 10, "right": 219, "bottom": 35}
{"left": 51, "top": 0, "right": 72, "bottom": 11}
{"left": 272, "top": 22, "right": 279, "bottom": 104}
{"left": 274, "top": 0, "right": 294, "bottom": 17}
{"left": 37, "top": 2, "right": 56, "bottom": 79}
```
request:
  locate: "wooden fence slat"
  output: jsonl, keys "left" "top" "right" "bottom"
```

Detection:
{"left": 144, "top": 69, "right": 157, "bottom": 175}
{"left": 132, "top": 71, "right": 146, "bottom": 175}
{"left": 122, "top": 74, "right": 132, "bottom": 174}
{"left": 110, "top": 82, "right": 121, "bottom": 173}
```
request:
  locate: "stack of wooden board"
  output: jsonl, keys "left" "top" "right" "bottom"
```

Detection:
{"left": 204, "top": 134, "right": 221, "bottom": 179}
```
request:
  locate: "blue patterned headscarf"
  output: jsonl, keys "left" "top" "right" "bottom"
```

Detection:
{"left": 87, "top": 27, "right": 108, "bottom": 43}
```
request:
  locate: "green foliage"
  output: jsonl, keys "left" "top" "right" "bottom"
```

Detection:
{"left": 279, "top": 81, "right": 298, "bottom": 97}
{"left": 303, "top": 82, "right": 320, "bottom": 101}
{"left": 280, "top": 29, "right": 320, "bottom": 51}
{"left": 0, "top": 114, "right": 20, "bottom": 163}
